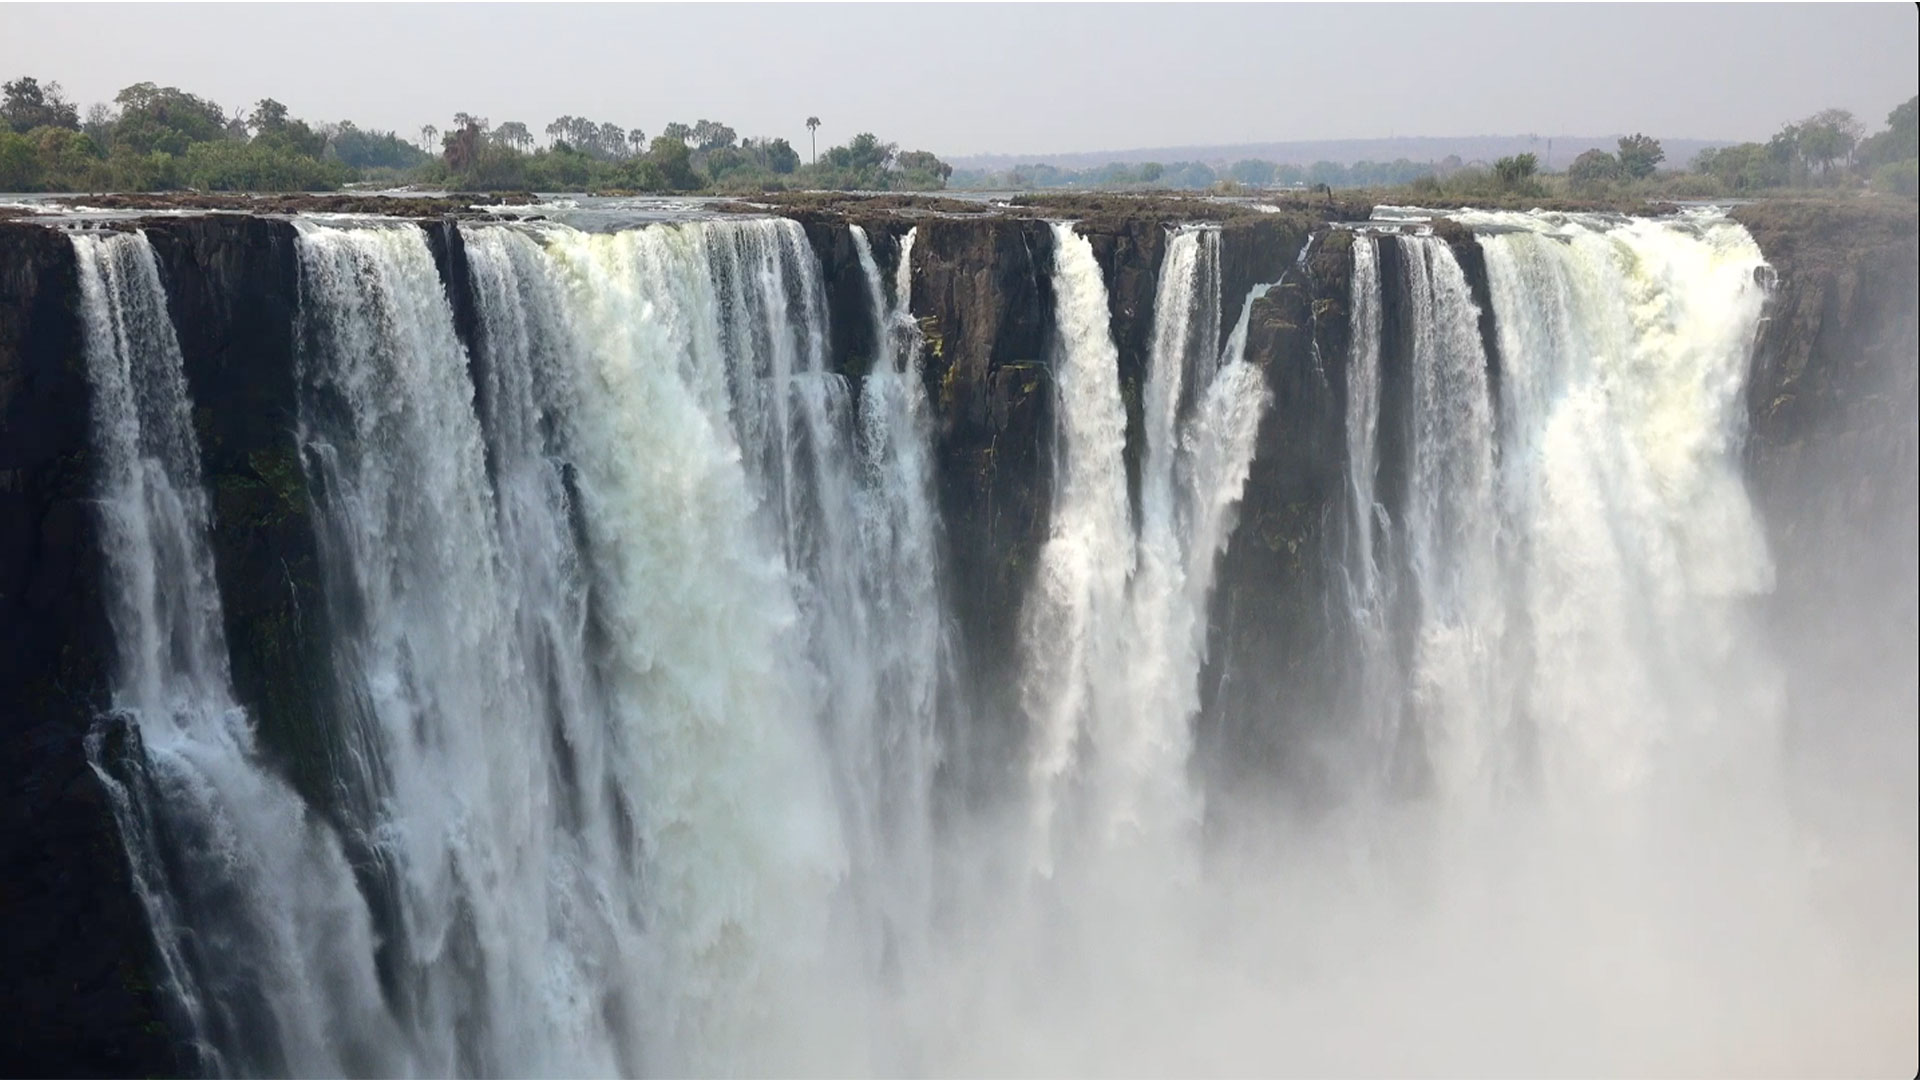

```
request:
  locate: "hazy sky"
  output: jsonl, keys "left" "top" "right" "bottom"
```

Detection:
{"left": 3, "top": 3, "right": 1915, "bottom": 157}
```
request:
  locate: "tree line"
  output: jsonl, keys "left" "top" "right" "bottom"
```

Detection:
{"left": 950, "top": 97, "right": 1918, "bottom": 201}
{"left": 0, "top": 75, "right": 954, "bottom": 194}
{"left": 1686, "top": 100, "right": 1917, "bottom": 197}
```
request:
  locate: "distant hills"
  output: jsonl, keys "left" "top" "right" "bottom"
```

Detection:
{"left": 948, "top": 135, "right": 1735, "bottom": 172}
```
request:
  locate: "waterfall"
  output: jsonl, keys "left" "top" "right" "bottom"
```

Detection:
{"left": 74, "top": 230, "right": 394, "bottom": 1078}
{"left": 846, "top": 225, "right": 945, "bottom": 984}
{"left": 1466, "top": 211, "right": 1774, "bottom": 795}
{"left": 1335, "top": 212, "right": 1777, "bottom": 809}
{"left": 292, "top": 218, "right": 871, "bottom": 1074}
{"left": 69, "top": 203, "right": 1894, "bottom": 1077}
{"left": 296, "top": 221, "right": 605, "bottom": 1077}
{"left": 1342, "top": 231, "right": 1400, "bottom": 764}
{"left": 1021, "top": 222, "right": 1134, "bottom": 875}
{"left": 1345, "top": 232, "right": 1385, "bottom": 607}
{"left": 1023, "top": 223, "right": 1267, "bottom": 872}
{"left": 1396, "top": 233, "right": 1506, "bottom": 795}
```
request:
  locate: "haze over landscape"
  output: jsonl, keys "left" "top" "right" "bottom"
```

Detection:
{"left": 3, "top": 3, "right": 1915, "bottom": 160}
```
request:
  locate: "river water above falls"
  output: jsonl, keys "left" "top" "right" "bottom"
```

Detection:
{"left": 67, "top": 206, "right": 1916, "bottom": 1077}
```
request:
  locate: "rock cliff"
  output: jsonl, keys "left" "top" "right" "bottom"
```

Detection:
{"left": 0, "top": 197, "right": 1913, "bottom": 1073}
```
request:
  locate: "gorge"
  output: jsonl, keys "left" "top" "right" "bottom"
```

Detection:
{"left": 2, "top": 193, "right": 1915, "bottom": 1077}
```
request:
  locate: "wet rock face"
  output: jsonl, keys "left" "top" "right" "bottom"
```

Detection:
{"left": 904, "top": 215, "right": 1057, "bottom": 795}
{"left": 1738, "top": 201, "right": 1919, "bottom": 571}
{"left": 140, "top": 216, "right": 341, "bottom": 820}
{"left": 1735, "top": 200, "right": 1919, "bottom": 778}
{"left": 789, "top": 213, "right": 904, "bottom": 380}
{"left": 1196, "top": 228, "right": 1359, "bottom": 817}
{"left": 0, "top": 222, "right": 183, "bottom": 1078}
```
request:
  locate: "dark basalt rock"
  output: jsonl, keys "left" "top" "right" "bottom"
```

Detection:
{"left": 139, "top": 216, "right": 342, "bottom": 822}
{"left": 1734, "top": 198, "right": 1919, "bottom": 783}
{"left": 906, "top": 214, "right": 1059, "bottom": 804}
{"left": 1196, "top": 226, "right": 1360, "bottom": 823}
{"left": 1076, "top": 216, "right": 1169, "bottom": 527}
{"left": 0, "top": 222, "right": 185, "bottom": 1077}
{"left": 787, "top": 213, "right": 906, "bottom": 381}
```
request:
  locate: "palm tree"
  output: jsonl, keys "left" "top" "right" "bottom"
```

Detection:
{"left": 806, "top": 116, "right": 821, "bottom": 165}
{"left": 629, "top": 128, "right": 647, "bottom": 156}
{"left": 420, "top": 124, "right": 438, "bottom": 153}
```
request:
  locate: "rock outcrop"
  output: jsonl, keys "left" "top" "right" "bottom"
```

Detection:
{"left": 141, "top": 216, "right": 340, "bottom": 816}
{"left": 0, "top": 222, "right": 184, "bottom": 1077}
{"left": 1736, "top": 199, "right": 1919, "bottom": 789}
{"left": 905, "top": 214, "right": 1058, "bottom": 800}
{"left": 1197, "top": 225, "right": 1361, "bottom": 817}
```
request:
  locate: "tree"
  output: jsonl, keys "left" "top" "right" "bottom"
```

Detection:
{"left": 806, "top": 116, "right": 820, "bottom": 164}
{"left": 825, "top": 132, "right": 894, "bottom": 172}
{"left": 2, "top": 76, "right": 80, "bottom": 134}
{"left": 493, "top": 121, "right": 533, "bottom": 153}
{"left": 544, "top": 116, "right": 569, "bottom": 148}
{"left": 110, "top": 82, "right": 228, "bottom": 155}
{"left": 597, "top": 122, "right": 627, "bottom": 158}
{"left": 1616, "top": 133, "right": 1664, "bottom": 179}
{"left": 759, "top": 137, "right": 798, "bottom": 174}
{"left": 691, "top": 119, "right": 737, "bottom": 151}
{"left": 249, "top": 98, "right": 290, "bottom": 133}
{"left": 894, "top": 149, "right": 953, "bottom": 189}
{"left": 0, "top": 130, "right": 42, "bottom": 188}
{"left": 332, "top": 122, "right": 428, "bottom": 171}
{"left": 1567, "top": 148, "right": 1620, "bottom": 189}
{"left": 647, "top": 134, "right": 698, "bottom": 190}
{"left": 1856, "top": 95, "right": 1918, "bottom": 168}
{"left": 1795, "top": 108, "right": 1861, "bottom": 176}
{"left": 895, "top": 149, "right": 950, "bottom": 178}
{"left": 1228, "top": 159, "right": 1278, "bottom": 186}
{"left": 628, "top": 128, "right": 648, "bottom": 156}
{"left": 420, "top": 124, "right": 438, "bottom": 153}
{"left": 662, "top": 121, "right": 693, "bottom": 145}
{"left": 82, "top": 102, "right": 114, "bottom": 142}
{"left": 1493, "top": 152, "right": 1539, "bottom": 188}
{"left": 441, "top": 115, "right": 487, "bottom": 172}
{"left": 246, "top": 98, "right": 327, "bottom": 158}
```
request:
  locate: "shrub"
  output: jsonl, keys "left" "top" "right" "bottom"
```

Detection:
{"left": 1873, "top": 158, "right": 1918, "bottom": 197}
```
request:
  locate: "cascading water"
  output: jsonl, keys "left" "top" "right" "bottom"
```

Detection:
{"left": 1345, "top": 232, "right": 1385, "bottom": 609}
{"left": 1020, "top": 222, "right": 1136, "bottom": 875}
{"left": 69, "top": 203, "right": 1909, "bottom": 1078}
{"left": 1023, "top": 223, "right": 1268, "bottom": 872}
{"left": 74, "top": 229, "right": 395, "bottom": 1078}
{"left": 844, "top": 224, "right": 946, "bottom": 984}
{"left": 1342, "top": 231, "right": 1401, "bottom": 765}
{"left": 1466, "top": 211, "right": 1776, "bottom": 796}
{"left": 1395, "top": 233, "right": 1507, "bottom": 796}
{"left": 296, "top": 221, "right": 613, "bottom": 1077}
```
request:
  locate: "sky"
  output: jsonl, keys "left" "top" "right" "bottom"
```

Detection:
{"left": 2, "top": 3, "right": 1915, "bottom": 158}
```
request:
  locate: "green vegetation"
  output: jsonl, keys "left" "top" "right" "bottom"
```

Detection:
{"left": 1693, "top": 99, "right": 1917, "bottom": 197}
{"left": 955, "top": 103, "right": 1919, "bottom": 207}
{"left": 5, "top": 70, "right": 1910, "bottom": 205}
{"left": 1492, "top": 153, "right": 1540, "bottom": 192}
{"left": 954, "top": 157, "right": 1438, "bottom": 191}
{"left": 2, "top": 77, "right": 378, "bottom": 192}
{"left": 404, "top": 111, "right": 944, "bottom": 193}
{"left": 0, "top": 73, "right": 954, "bottom": 195}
